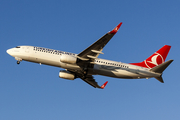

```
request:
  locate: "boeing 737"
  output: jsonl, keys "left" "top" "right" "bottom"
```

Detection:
{"left": 6, "top": 22, "right": 173, "bottom": 89}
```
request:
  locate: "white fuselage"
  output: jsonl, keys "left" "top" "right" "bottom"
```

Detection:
{"left": 7, "top": 46, "right": 161, "bottom": 79}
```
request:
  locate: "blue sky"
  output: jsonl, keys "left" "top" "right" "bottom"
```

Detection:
{"left": 1, "top": 0, "right": 180, "bottom": 120}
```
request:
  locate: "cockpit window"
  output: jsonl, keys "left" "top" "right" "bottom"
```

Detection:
{"left": 16, "top": 46, "right": 20, "bottom": 48}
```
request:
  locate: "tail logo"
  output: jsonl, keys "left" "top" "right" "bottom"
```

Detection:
{"left": 145, "top": 53, "right": 164, "bottom": 68}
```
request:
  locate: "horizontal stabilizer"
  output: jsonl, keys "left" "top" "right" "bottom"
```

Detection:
{"left": 155, "top": 76, "right": 164, "bottom": 83}
{"left": 151, "top": 60, "right": 173, "bottom": 83}
{"left": 150, "top": 60, "right": 173, "bottom": 73}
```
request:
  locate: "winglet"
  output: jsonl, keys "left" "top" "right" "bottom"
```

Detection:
{"left": 101, "top": 81, "right": 108, "bottom": 89}
{"left": 108, "top": 22, "right": 122, "bottom": 34}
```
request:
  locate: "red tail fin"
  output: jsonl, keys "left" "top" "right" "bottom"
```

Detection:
{"left": 130, "top": 45, "right": 171, "bottom": 69}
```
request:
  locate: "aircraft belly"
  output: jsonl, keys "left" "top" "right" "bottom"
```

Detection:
{"left": 24, "top": 55, "right": 61, "bottom": 67}
{"left": 93, "top": 65, "right": 160, "bottom": 79}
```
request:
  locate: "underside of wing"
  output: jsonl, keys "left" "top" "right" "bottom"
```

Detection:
{"left": 82, "top": 75, "right": 102, "bottom": 88}
{"left": 77, "top": 22, "right": 122, "bottom": 61}
{"left": 82, "top": 75, "right": 108, "bottom": 89}
{"left": 67, "top": 69, "right": 108, "bottom": 89}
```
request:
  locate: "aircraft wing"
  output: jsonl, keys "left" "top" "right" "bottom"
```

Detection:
{"left": 77, "top": 22, "right": 122, "bottom": 60}
{"left": 68, "top": 23, "right": 121, "bottom": 88}
{"left": 82, "top": 75, "right": 108, "bottom": 89}
{"left": 67, "top": 69, "right": 108, "bottom": 89}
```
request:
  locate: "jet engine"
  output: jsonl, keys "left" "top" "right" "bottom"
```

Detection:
{"left": 60, "top": 54, "right": 77, "bottom": 64}
{"left": 59, "top": 70, "right": 75, "bottom": 80}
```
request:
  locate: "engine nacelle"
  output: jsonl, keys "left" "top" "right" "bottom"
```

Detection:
{"left": 60, "top": 54, "right": 77, "bottom": 64}
{"left": 59, "top": 70, "right": 75, "bottom": 80}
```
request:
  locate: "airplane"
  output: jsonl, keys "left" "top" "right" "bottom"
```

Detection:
{"left": 6, "top": 22, "right": 173, "bottom": 89}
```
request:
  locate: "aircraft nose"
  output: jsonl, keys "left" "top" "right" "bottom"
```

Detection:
{"left": 6, "top": 49, "right": 10, "bottom": 54}
{"left": 6, "top": 48, "right": 13, "bottom": 55}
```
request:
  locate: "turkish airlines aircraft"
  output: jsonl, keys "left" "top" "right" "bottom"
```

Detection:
{"left": 7, "top": 23, "right": 173, "bottom": 89}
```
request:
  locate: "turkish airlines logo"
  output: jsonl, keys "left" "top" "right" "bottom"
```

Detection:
{"left": 114, "top": 27, "right": 118, "bottom": 32}
{"left": 145, "top": 53, "right": 164, "bottom": 68}
{"left": 101, "top": 85, "right": 105, "bottom": 88}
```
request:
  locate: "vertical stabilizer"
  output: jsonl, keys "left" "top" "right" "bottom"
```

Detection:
{"left": 130, "top": 45, "right": 171, "bottom": 69}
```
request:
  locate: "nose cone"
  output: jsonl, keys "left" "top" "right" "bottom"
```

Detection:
{"left": 6, "top": 48, "right": 14, "bottom": 56}
{"left": 6, "top": 49, "right": 11, "bottom": 55}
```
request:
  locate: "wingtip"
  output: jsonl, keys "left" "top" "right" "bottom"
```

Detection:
{"left": 109, "top": 22, "right": 122, "bottom": 34}
{"left": 101, "top": 81, "right": 108, "bottom": 89}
